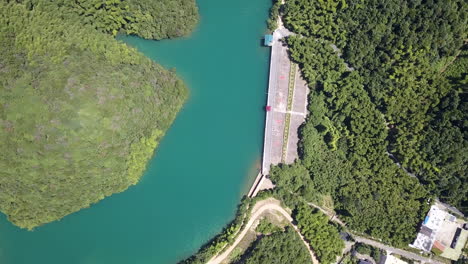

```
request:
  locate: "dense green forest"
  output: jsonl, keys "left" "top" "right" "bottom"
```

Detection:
{"left": 354, "top": 243, "right": 384, "bottom": 263}
{"left": 233, "top": 203, "right": 342, "bottom": 264}
{"left": 294, "top": 205, "right": 344, "bottom": 264}
{"left": 0, "top": 0, "right": 195, "bottom": 229}
{"left": 255, "top": 218, "right": 282, "bottom": 234}
{"left": 10, "top": 0, "right": 199, "bottom": 39}
{"left": 233, "top": 227, "right": 312, "bottom": 264}
{"left": 269, "top": 0, "right": 467, "bottom": 247}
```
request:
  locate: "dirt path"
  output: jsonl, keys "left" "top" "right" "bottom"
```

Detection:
{"left": 307, "top": 202, "right": 346, "bottom": 227}
{"left": 207, "top": 198, "right": 319, "bottom": 264}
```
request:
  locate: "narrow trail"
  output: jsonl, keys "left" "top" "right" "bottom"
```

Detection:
{"left": 307, "top": 202, "right": 346, "bottom": 227}
{"left": 439, "top": 41, "right": 467, "bottom": 73}
{"left": 207, "top": 198, "right": 319, "bottom": 264}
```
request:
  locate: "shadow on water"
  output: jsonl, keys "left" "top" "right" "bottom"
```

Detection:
{"left": 242, "top": 157, "right": 263, "bottom": 195}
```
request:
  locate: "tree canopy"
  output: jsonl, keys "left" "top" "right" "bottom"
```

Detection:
{"left": 294, "top": 205, "right": 344, "bottom": 264}
{"left": 234, "top": 227, "right": 312, "bottom": 264}
{"left": 0, "top": 0, "right": 193, "bottom": 229}
{"left": 11, "top": 0, "right": 199, "bottom": 39}
{"left": 270, "top": 0, "right": 467, "bottom": 247}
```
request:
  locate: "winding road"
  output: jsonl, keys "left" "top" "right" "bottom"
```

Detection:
{"left": 206, "top": 198, "right": 442, "bottom": 264}
{"left": 207, "top": 198, "right": 319, "bottom": 264}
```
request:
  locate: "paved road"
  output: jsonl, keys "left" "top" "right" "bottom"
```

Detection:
{"left": 307, "top": 200, "right": 441, "bottom": 264}
{"left": 353, "top": 237, "right": 442, "bottom": 264}
{"left": 261, "top": 18, "right": 296, "bottom": 176}
{"left": 207, "top": 199, "right": 319, "bottom": 264}
{"left": 354, "top": 252, "right": 377, "bottom": 264}
{"left": 261, "top": 30, "right": 281, "bottom": 175}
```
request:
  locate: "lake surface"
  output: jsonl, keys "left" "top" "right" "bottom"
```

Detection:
{"left": 0, "top": 0, "right": 271, "bottom": 263}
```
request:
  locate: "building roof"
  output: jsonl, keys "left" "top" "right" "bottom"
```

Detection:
{"left": 420, "top": 226, "right": 433, "bottom": 237}
{"left": 411, "top": 204, "right": 464, "bottom": 253}
{"left": 411, "top": 232, "right": 434, "bottom": 252}
{"left": 425, "top": 206, "right": 446, "bottom": 230}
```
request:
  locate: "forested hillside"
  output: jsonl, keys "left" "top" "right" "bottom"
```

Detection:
{"left": 11, "top": 0, "right": 199, "bottom": 39}
{"left": 270, "top": 0, "right": 467, "bottom": 247}
{"left": 294, "top": 205, "right": 344, "bottom": 264}
{"left": 233, "top": 227, "right": 312, "bottom": 264}
{"left": 0, "top": 1, "right": 194, "bottom": 229}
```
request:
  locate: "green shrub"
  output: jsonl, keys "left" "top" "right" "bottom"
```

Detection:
{"left": 256, "top": 218, "right": 283, "bottom": 234}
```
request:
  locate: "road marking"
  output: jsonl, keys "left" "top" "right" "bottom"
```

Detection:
{"left": 273, "top": 109, "right": 306, "bottom": 116}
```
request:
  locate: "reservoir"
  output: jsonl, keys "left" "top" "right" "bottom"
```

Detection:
{"left": 0, "top": 0, "right": 271, "bottom": 263}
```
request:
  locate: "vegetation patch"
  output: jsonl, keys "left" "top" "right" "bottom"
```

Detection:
{"left": 281, "top": 63, "right": 296, "bottom": 162}
{"left": 354, "top": 243, "right": 384, "bottom": 263}
{"left": 266, "top": 0, "right": 282, "bottom": 33}
{"left": 16, "top": 0, "right": 199, "bottom": 39}
{"left": 233, "top": 227, "right": 312, "bottom": 264}
{"left": 340, "top": 252, "right": 360, "bottom": 264}
{"left": 256, "top": 218, "right": 283, "bottom": 235}
{"left": 295, "top": 204, "right": 344, "bottom": 264}
{"left": 0, "top": 0, "right": 193, "bottom": 229}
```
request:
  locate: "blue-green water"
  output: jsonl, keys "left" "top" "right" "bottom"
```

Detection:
{"left": 0, "top": 1, "right": 270, "bottom": 263}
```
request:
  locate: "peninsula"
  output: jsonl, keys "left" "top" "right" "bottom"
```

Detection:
{"left": 0, "top": 0, "right": 198, "bottom": 230}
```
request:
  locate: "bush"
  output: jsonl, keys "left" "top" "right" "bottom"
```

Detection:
{"left": 256, "top": 218, "right": 283, "bottom": 234}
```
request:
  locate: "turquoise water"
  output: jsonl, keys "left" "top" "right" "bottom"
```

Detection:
{"left": 0, "top": 0, "right": 270, "bottom": 263}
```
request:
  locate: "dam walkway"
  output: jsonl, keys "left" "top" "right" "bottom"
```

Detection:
{"left": 248, "top": 26, "right": 309, "bottom": 197}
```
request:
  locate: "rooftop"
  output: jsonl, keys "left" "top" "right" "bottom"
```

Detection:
{"left": 410, "top": 203, "right": 467, "bottom": 261}
{"left": 264, "top": 35, "right": 273, "bottom": 46}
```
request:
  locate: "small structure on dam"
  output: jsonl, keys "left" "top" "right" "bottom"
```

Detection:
{"left": 264, "top": 35, "right": 273, "bottom": 46}
{"left": 261, "top": 29, "right": 308, "bottom": 177}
